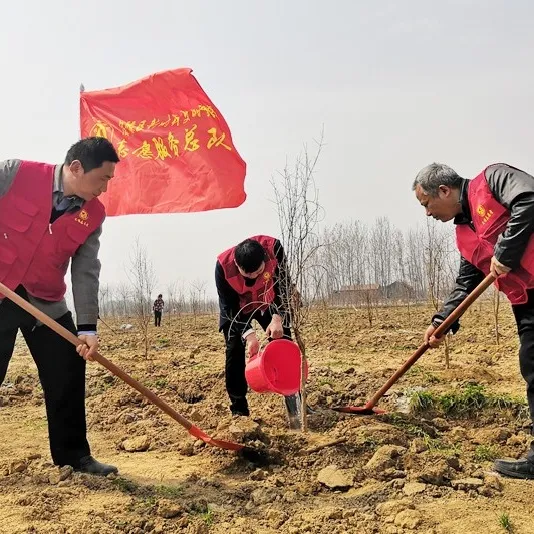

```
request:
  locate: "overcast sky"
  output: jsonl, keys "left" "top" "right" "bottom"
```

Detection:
{"left": 2, "top": 0, "right": 533, "bottom": 299}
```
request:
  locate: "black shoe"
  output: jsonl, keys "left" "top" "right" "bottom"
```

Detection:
{"left": 230, "top": 397, "right": 250, "bottom": 417}
{"left": 74, "top": 455, "right": 118, "bottom": 476}
{"left": 493, "top": 457, "right": 534, "bottom": 479}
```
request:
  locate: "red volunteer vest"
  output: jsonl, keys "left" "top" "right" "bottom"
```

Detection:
{"left": 218, "top": 235, "right": 278, "bottom": 313}
{"left": 0, "top": 161, "right": 105, "bottom": 302}
{"left": 456, "top": 168, "right": 534, "bottom": 304}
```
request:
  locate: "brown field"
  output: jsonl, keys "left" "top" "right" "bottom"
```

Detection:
{"left": 1, "top": 302, "right": 534, "bottom": 534}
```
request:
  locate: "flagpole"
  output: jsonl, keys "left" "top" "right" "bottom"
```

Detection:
{"left": 79, "top": 83, "right": 85, "bottom": 140}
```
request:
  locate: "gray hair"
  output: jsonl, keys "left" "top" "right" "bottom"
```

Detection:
{"left": 412, "top": 163, "right": 463, "bottom": 196}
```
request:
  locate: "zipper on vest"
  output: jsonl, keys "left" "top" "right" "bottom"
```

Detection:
{"left": 48, "top": 224, "right": 53, "bottom": 234}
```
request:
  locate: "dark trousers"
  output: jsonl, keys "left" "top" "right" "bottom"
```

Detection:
{"left": 154, "top": 311, "right": 162, "bottom": 327}
{"left": 512, "top": 289, "right": 534, "bottom": 458}
{"left": 0, "top": 287, "right": 90, "bottom": 466}
{"left": 222, "top": 309, "right": 291, "bottom": 413}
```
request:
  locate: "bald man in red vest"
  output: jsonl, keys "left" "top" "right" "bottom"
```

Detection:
{"left": 216, "top": 235, "right": 306, "bottom": 426}
{"left": 413, "top": 162, "right": 534, "bottom": 479}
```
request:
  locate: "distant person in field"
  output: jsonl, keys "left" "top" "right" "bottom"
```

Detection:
{"left": 153, "top": 294, "right": 164, "bottom": 327}
{"left": 215, "top": 235, "right": 306, "bottom": 424}
{"left": 413, "top": 162, "right": 534, "bottom": 479}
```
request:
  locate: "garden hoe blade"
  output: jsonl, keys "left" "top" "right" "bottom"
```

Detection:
{"left": 0, "top": 282, "right": 263, "bottom": 458}
{"left": 332, "top": 273, "right": 496, "bottom": 416}
{"left": 188, "top": 424, "right": 243, "bottom": 450}
{"left": 188, "top": 425, "right": 270, "bottom": 464}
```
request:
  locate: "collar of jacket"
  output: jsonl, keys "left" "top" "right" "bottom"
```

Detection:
{"left": 453, "top": 178, "right": 471, "bottom": 226}
{"left": 53, "top": 164, "right": 84, "bottom": 210}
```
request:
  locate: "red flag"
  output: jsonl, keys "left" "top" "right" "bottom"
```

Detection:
{"left": 80, "top": 68, "right": 246, "bottom": 216}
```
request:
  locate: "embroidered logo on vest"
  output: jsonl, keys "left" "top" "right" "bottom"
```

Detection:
{"left": 75, "top": 209, "right": 90, "bottom": 227}
{"left": 476, "top": 204, "right": 494, "bottom": 225}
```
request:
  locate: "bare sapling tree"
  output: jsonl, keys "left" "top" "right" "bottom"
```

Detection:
{"left": 361, "top": 230, "right": 377, "bottom": 327}
{"left": 405, "top": 227, "right": 427, "bottom": 302}
{"left": 371, "top": 216, "right": 394, "bottom": 289}
{"left": 362, "top": 290, "right": 375, "bottom": 328}
{"left": 190, "top": 279, "right": 207, "bottom": 323}
{"left": 107, "top": 286, "right": 117, "bottom": 318}
{"left": 116, "top": 282, "right": 132, "bottom": 318}
{"left": 96, "top": 283, "right": 119, "bottom": 335}
{"left": 424, "top": 219, "right": 458, "bottom": 368}
{"left": 98, "top": 284, "right": 110, "bottom": 318}
{"left": 128, "top": 239, "right": 157, "bottom": 359}
{"left": 175, "top": 282, "right": 187, "bottom": 330}
{"left": 271, "top": 130, "right": 324, "bottom": 432}
{"left": 167, "top": 280, "right": 179, "bottom": 326}
{"left": 309, "top": 260, "right": 331, "bottom": 336}
{"left": 391, "top": 227, "right": 410, "bottom": 314}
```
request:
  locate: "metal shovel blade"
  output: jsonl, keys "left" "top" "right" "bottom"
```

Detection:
{"left": 188, "top": 425, "right": 244, "bottom": 451}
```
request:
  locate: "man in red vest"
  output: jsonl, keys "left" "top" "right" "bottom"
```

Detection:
{"left": 413, "top": 162, "right": 534, "bottom": 479}
{"left": 216, "top": 235, "right": 304, "bottom": 425}
{"left": 0, "top": 137, "right": 119, "bottom": 476}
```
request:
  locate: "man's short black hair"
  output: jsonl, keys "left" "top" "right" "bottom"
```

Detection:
{"left": 234, "top": 239, "right": 266, "bottom": 273}
{"left": 65, "top": 137, "right": 119, "bottom": 172}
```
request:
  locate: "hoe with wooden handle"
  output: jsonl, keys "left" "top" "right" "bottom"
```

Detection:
{"left": 333, "top": 273, "right": 496, "bottom": 415}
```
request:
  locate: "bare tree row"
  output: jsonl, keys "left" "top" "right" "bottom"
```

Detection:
{"left": 98, "top": 216, "right": 462, "bottom": 322}
{"left": 304, "top": 217, "right": 461, "bottom": 306}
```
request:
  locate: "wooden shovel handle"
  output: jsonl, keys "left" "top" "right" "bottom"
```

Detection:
{"left": 0, "top": 282, "right": 194, "bottom": 431}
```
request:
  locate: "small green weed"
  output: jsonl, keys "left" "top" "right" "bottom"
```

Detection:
{"left": 498, "top": 511, "right": 513, "bottom": 532}
{"left": 409, "top": 384, "right": 528, "bottom": 418}
{"left": 474, "top": 444, "right": 499, "bottom": 462}
{"left": 409, "top": 390, "right": 437, "bottom": 412}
